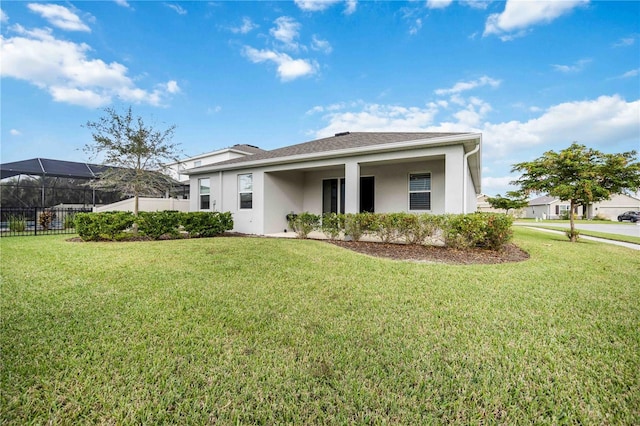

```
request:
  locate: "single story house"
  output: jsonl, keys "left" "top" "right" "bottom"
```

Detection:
{"left": 524, "top": 194, "right": 640, "bottom": 220}
{"left": 185, "top": 132, "right": 482, "bottom": 235}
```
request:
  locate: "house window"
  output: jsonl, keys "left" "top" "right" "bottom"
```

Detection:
{"left": 409, "top": 173, "right": 431, "bottom": 211}
{"left": 199, "top": 178, "right": 210, "bottom": 210}
{"left": 556, "top": 205, "right": 570, "bottom": 215}
{"left": 238, "top": 173, "right": 253, "bottom": 209}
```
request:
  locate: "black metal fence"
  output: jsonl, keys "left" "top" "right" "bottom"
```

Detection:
{"left": 0, "top": 207, "right": 93, "bottom": 237}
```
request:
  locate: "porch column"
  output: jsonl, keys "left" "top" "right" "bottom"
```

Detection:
{"left": 344, "top": 161, "right": 360, "bottom": 214}
{"left": 444, "top": 148, "right": 464, "bottom": 213}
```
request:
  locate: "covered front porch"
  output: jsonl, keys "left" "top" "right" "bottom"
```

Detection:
{"left": 260, "top": 146, "right": 467, "bottom": 235}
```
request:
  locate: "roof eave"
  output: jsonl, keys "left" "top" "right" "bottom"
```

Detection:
{"left": 185, "top": 133, "right": 482, "bottom": 175}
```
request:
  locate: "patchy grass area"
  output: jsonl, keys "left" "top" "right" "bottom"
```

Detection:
{"left": 1, "top": 229, "right": 639, "bottom": 424}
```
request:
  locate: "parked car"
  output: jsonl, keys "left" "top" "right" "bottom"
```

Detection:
{"left": 617, "top": 211, "right": 640, "bottom": 222}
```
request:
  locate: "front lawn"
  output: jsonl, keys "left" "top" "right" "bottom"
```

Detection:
{"left": 1, "top": 229, "right": 638, "bottom": 424}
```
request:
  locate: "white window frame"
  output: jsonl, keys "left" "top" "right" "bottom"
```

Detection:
{"left": 238, "top": 173, "right": 253, "bottom": 210}
{"left": 198, "top": 178, "right": 210, "bottom": 211}
{"left": 408, "top": 172, "right": 432, "bottom": 212}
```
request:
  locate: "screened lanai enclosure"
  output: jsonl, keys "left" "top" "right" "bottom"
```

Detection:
{"left": 0, "top": 158, "right": 187, "bottom": 236}
{"left": 0, "top": 159, "right": 116, "bottom": 236}
{"left": 0, "top": 158, "right": 121, "bottom": 208}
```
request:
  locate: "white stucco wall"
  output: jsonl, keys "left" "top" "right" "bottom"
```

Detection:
{"left": 264, "top": 170, "right": 305, "bottom": 234}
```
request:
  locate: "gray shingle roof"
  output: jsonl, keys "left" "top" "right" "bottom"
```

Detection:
{"left": 230, "top": 144, "right": 266, "bottom": 155}
{"left": 195, "top": 132, "right": 470, "bottom": 170}
{"left": 528, "top": 195, "right": 558, "bottom": 206}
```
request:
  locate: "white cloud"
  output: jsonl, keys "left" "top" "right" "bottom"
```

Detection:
{"left": 426, "top": 0, "right": 452, "bottom": 10}
{"left": 207, "top": 106, "right": 222, "bottom": 114}
{"left": 552, "top": 58, "right": 591, "bottom": 73}
{"left": 311, "top": 35, "right": 332, "bottom": 54}
{"left": 1, "top": 9, "right": 8, "bottom": 23}
{"left": 231, "top": 17, "right": 258, "bottom": 34}
{"left": 613, "top": 36, "right": 636, "bottom": 48}
{"left": 482, "top": 95, "right": 640, "bottom": 157}
{"left": 409, "top": 18, "right": 422, "bottom": 36}
{"left": 114, "top": 0, "right": 131, "bottom": 8}
{"left": 0, "top": 25, "right": 179, "bottom": 108}
{"left": 243, "top": 46, "right": 318, "bottom": 81}
{"left": 310, "top": 103, "right": 441, "bottom": 137}
{"left": 484, "top": 0, "right": 589, "bottom": 40}
{"left": 618, "top": 69, "right": 639, "bottom": 79}
{"left": 27, "top": 3, "right": 90, "bottom": 32}
{"left": 435, "top": 76, "right": 501, "bottom": 96}
{"left": 482, "top": 176, "right": 519, "bottom": 196}
{"left": 10, "top": 129, "right": 22, "bottom": 136}
{"left": 165, "top": 80, "right": 180, "bottom": 94}
{"left": 165, "top": 3, "right": 187, "bottom": 15}
{"left": 294, "top": 0, "right": 356, "bottom": 15}
{"left": 344, "top": 0, "right": 357, "bottom": 15}
{"left": 460, "top": 0, "right": 490, "bottom": 10}
{"left": 270, "top": 17, "right": 301, "bottom": 50}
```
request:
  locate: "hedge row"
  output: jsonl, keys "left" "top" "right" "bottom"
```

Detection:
{"left": 288, "top": 212, "right": 513, "bottom": 250}
{"left": 74, "top": 211, "right": 233, "bottom": 241}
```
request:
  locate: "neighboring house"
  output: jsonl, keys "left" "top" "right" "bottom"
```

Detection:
{"left": 476, "top": 193, "right": 525, "bottom": 217}
{"left": 524, "top": 194, "right": 640, "bottom": 220}
{"left": 166, "top": 144, "right": 266, "bottom": 184}
{"left": 585, "top": 193, "right": 640, "bottom": 220}
{"left": 185, "top": 132, "right": 482, "bottom": 235}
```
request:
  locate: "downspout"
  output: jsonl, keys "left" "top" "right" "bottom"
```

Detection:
{"left": 462, "top": 140, "right": 481, "bottom": 213}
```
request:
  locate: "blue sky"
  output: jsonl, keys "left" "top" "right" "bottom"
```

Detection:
{"left": 1, "top": 0, "right": 639, "bottom": 195}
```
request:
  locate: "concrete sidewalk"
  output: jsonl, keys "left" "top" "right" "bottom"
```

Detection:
{"left": 520, "top": 226, "right": 640, "bottom": 251}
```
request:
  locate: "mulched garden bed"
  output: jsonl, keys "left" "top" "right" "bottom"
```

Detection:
{"left": 326, "top": 240, "right": 529, "bottom": 264}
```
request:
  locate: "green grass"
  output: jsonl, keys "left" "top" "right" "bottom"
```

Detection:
{"left": 1, "top": 229, "right": 639, "bottom": 424}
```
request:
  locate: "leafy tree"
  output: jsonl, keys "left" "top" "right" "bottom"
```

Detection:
{"left": 511, "top": 142, "right": 640, "bottom": 242}
{"left": 486, "top": 191, "right": 529, "bottom": 215}
{"left": 84, "top": 106, "right": 181, "bottom": 215}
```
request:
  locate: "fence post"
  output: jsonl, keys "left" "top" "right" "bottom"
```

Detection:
{"left": 34, "top": 208, "right": 38, "bottom": 236}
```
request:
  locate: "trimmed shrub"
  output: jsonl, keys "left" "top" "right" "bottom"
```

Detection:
{"left": 443, "top": 213, "right": 513, "bottom": 250}
{"left": 344, "top": 212, "right": 373, "bottom": 242}
{"left": 395, "top": 213, "right": 421, "bottom": 244}
{"left": 480, "top": 213, "right": 513, "bottom": 250}
{"left": 418, "top": 214, "right": 444, "bottom": 245}
{"left": 289, "top": 212, "right": 321, "bottom": 239}
{"left": 137, "top": 211, "right": 182, "bottom": 240}
{"left": 181, "top": 211, "right": 233, "bottom": 237}
{"left": 372, "top": 213, "right": 405, "bottom": 243}
{"left": 321, "top": 213, "right": 344, "bottom": 240}
{"left": 74, "top": 211, "right": 135, "bottom": 241}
